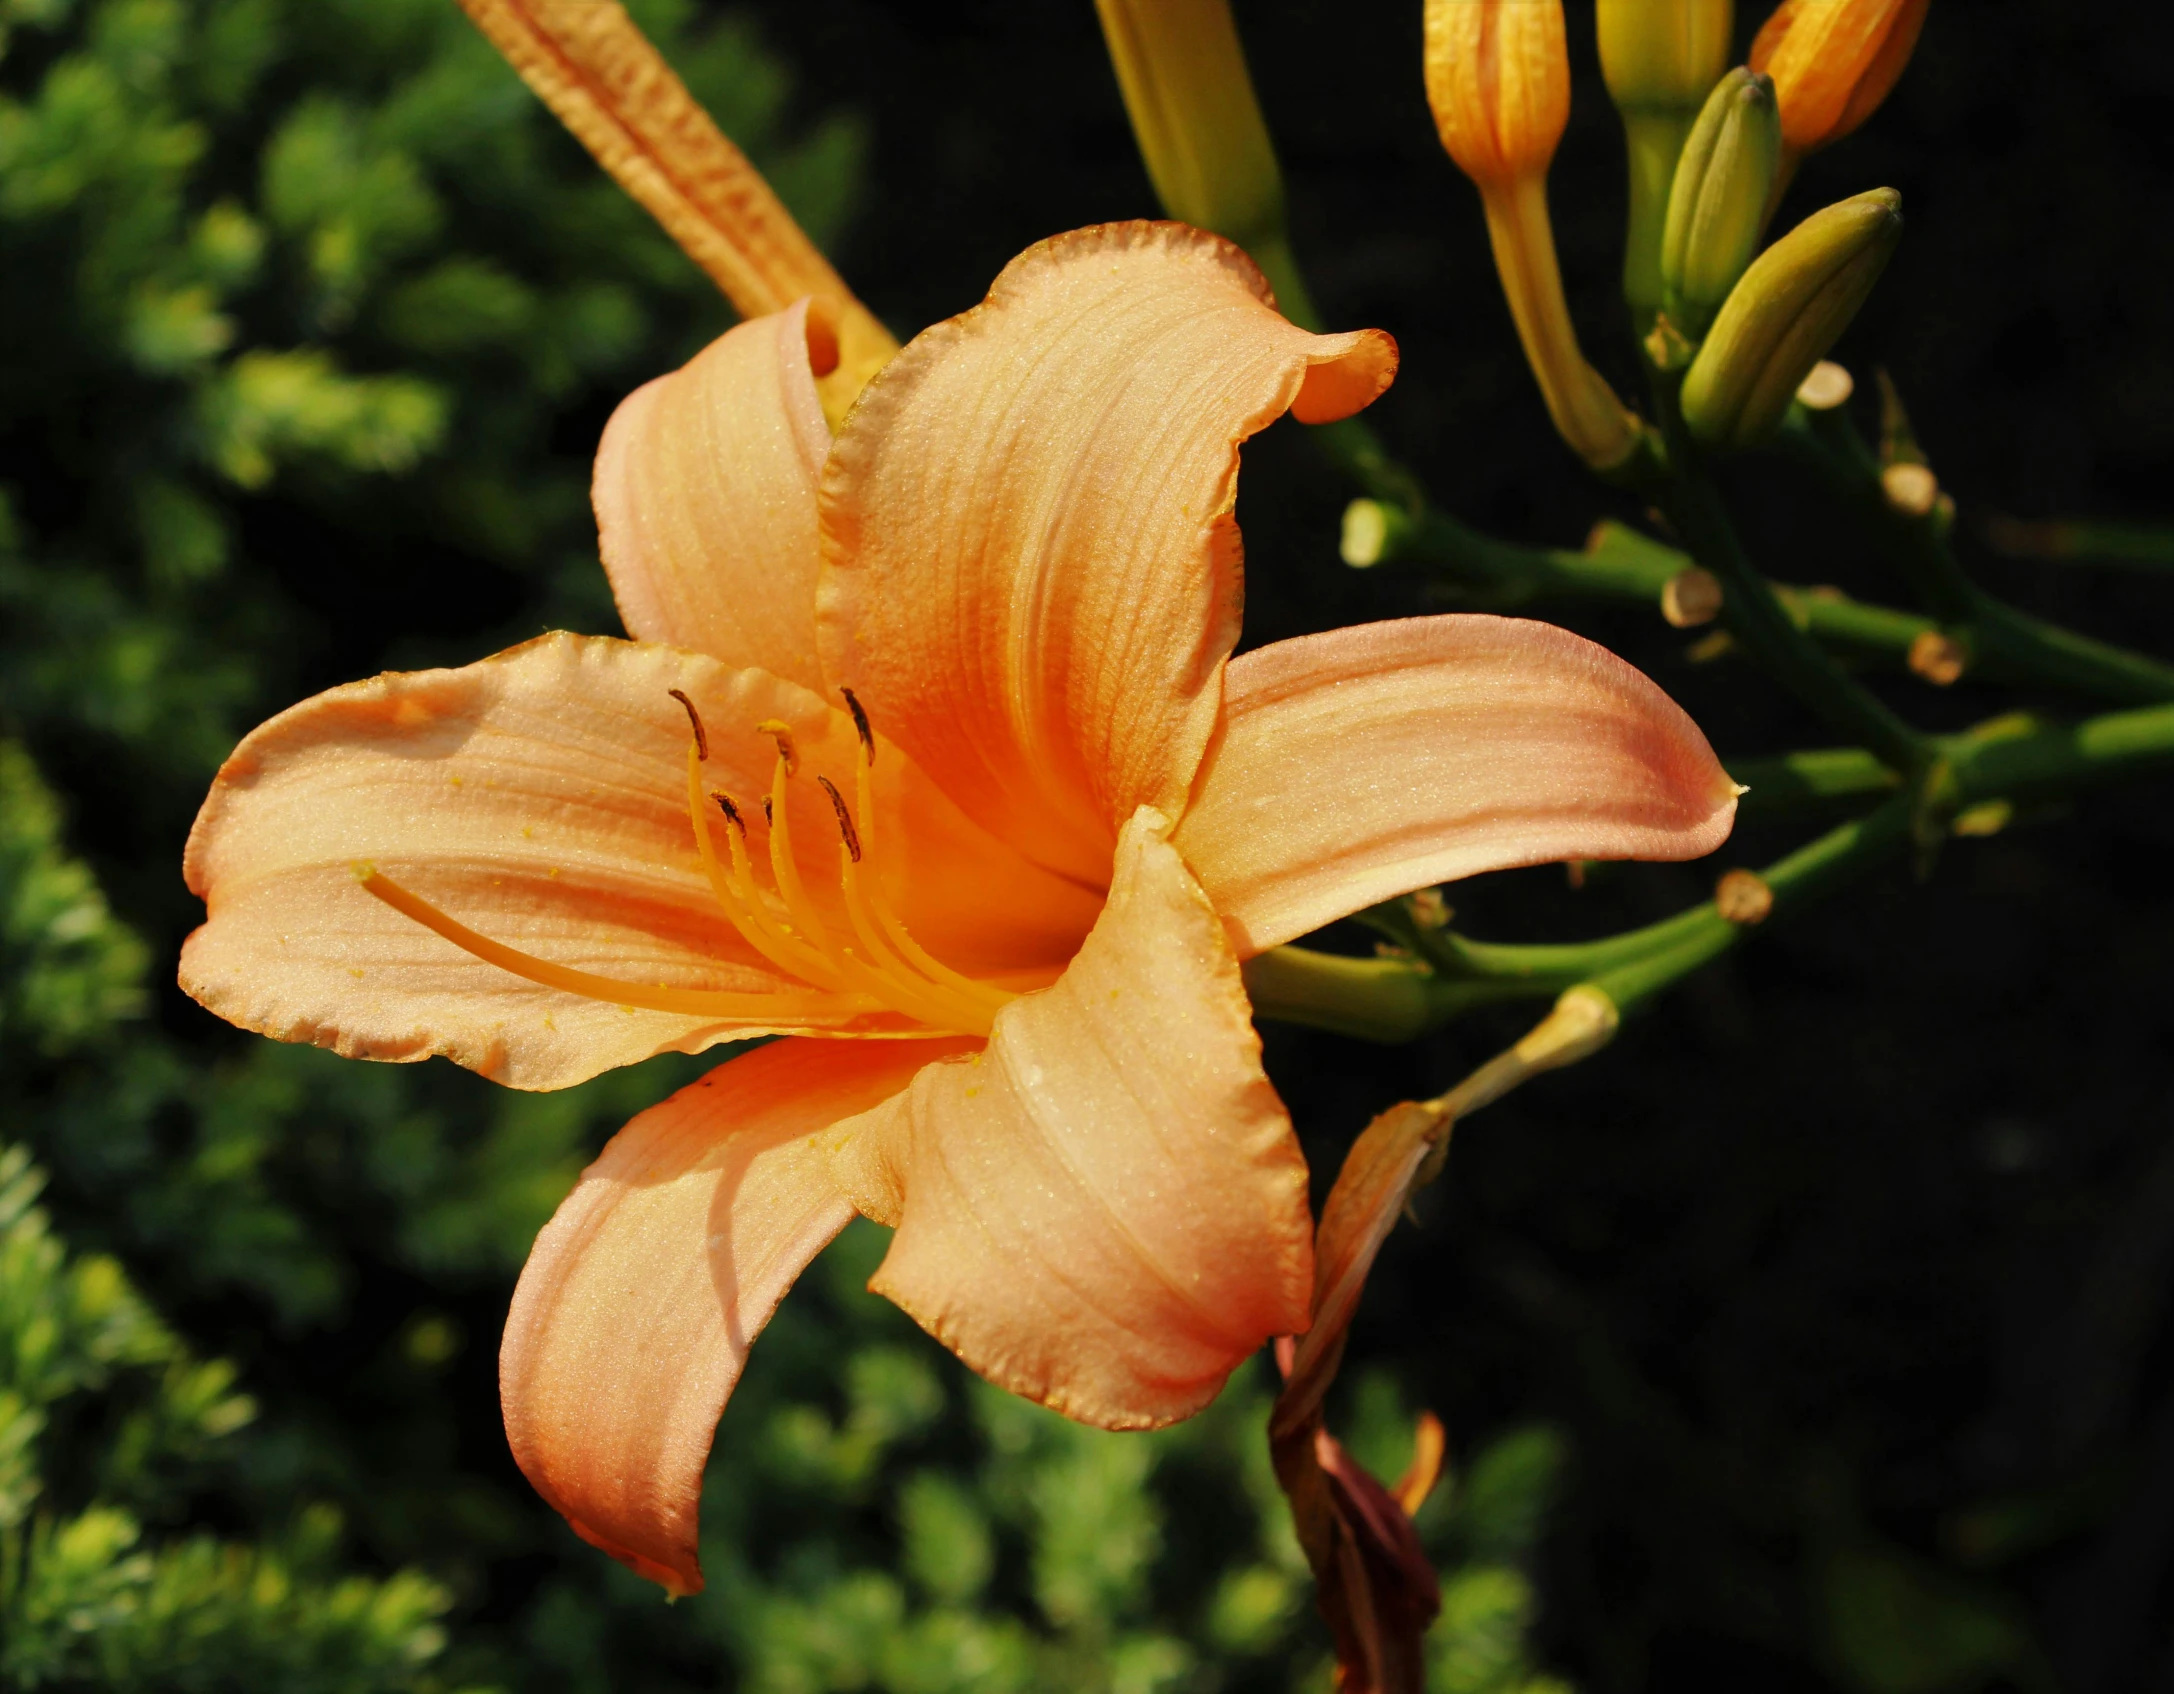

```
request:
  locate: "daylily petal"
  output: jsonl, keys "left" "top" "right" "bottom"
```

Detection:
{"left": 502, "top": 1035, "right": 964, "bottom": 1595}
{"left": 1172, "top": 615, "right": 1740, "bottom": 954}
{"left": 593, "top": 301, "right": 831, "bottom": 687}
{"left": 181, "top": 633, "right": 1086, "bottom": 1090}
{"left": 817, "top": 221, "right": 1398, "bottom": 888}
{"left": 828, "top": 808, "right": 1314, "bottom": 1427}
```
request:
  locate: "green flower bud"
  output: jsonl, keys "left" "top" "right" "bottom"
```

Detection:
{"left": 1598, "top": 0, "right": 1734, "bottom": 116}
{"left": 1680, "top": 188, "right": 1901, "bottom": 450}
{"left": 1661, "top": 69, "right": 1783, "bottom": 336}
{"left": 1597, "top": 0, "right": 1734, "bottom": 327}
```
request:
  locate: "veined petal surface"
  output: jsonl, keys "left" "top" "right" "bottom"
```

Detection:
{"left": 181, "top": 634, "right": 1090, "bottom": 1090}
{"left": 593, "top": 301, "right": 832, "bottom": 688}
{"left": 1173, "top": 615, "right": 1739, "bottom": 954}
{"left": 501, "top": 1036, "right": 961, "bottom": 1595}
{"left": 829, "top": 809, "right": 1314, "bottom": 1428}
{"left": 817, "top": 222, "right": 1396, "bottom": 888}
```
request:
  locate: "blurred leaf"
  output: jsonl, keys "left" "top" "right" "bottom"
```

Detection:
{"left": 0, "top": 740, "right": 148, "bottom": 1054}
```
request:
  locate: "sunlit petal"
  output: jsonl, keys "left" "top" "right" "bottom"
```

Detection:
{"left": 180, "top": 633, "right": 1042, "bottom": 1088}
{"left": 829, "top": 808, "right": 1313, "bottom": 1426}
{"left": 817, "top": 221, "right": 1396, "bottom": 886}
{"left": 1173, "top": 615, "right": 1739, "bottom": 953}
{"left": 502, "top": 1036, "right": 963, "bottom": 1594}
{"left": 594, "top": 301, "right": 832, "bottom": 687}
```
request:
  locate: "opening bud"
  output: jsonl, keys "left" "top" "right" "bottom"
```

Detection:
{"left": 1597, "top": 0, "right": 1735, "bottom": 320}
{"left": 1424, "top": 0, "right": 1641, "bottom": 470}
{"left": 1423, "top": 0, "right": 1571, "bottom": 189}
{"left": 1751, "top": 0, "right": 1932, "bottom": 158}
{"left": 1661, "top": 70, "right": 1784, "bottom": 337}
{"left": 1599, "top": 0, "right": 1736, "bottom": 113}
{"left": 1680, "top": 187, "right": 1903, "bottom": 451}
{"left": 1096, "top": 0, "right": 1287, "bottom": 255}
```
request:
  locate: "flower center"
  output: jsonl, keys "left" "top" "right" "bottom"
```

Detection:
{"left": 355, "top": 690, "right": 1013, "bottom": 1039}
{"left": 677, "top": 690, "right": 1015, "bottom": 1038}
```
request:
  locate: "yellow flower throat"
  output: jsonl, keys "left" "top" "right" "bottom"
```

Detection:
{"left": 357, "top": 690, "right": 1014, "bottom": 1039}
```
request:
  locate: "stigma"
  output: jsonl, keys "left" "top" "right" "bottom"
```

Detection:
{"left": 358, "top": 690, "right": 1014, "bottom": 1040}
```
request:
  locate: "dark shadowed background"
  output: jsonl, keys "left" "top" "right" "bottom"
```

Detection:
{"left": 4, "top": 1, "right": 2171, "bottom": 1689}
{"left": 751, "top": 5, "right": 2174, "bottom": 1685}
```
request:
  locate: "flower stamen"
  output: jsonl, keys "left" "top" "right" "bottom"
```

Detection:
{"left": 354, "top": 864, "right": 863, "bottom": 1020}
{"left": 357, "top": 692, "right": 1018, "bottom": 1040}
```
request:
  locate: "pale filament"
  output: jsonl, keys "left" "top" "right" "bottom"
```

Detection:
{"left": 356, "top": 865, "right": 866, "bottom": 1021}
{"left": 356, "top": 692, "right": 1016, "bottom": 1040}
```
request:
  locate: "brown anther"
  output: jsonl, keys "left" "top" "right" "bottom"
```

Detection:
{"left": 755, "top": 718, "right": 799, "bottom": 776}
{"left": 840, "top": 687, "right": 874, "bottom": 764}
{"left": 1715, "top": 868, "right": 1775, "bottom": 925}
{"left": 668, "top": 689, "right": 708, "bottom": 760}
{"left": 1908, "top": 629, "right": 1967, "bottom": 686}
{"left": 818, "top": 776, "right": 861, "bottom": 862}
{"left": 1661, "top": 568, "right": 1723, "bottom": 629}
{"left": 711, "top": 792, "right": 742, "bottom": 829}
{"left": 762, "top": 796, "right": 774, "bottom": 826}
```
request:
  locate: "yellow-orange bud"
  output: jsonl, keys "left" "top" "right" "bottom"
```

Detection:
{"left": 1422, "top": 0, "right": 1570, "bottom": 189}
{"left": 1095, "top": 0, "right": 1286, "bottom": 251}
{"left": 1750, "top": 0, "right": 1932, "bottom": 155}
{"left": 1422, "top": 0, "right": 1638, "bottom": 469}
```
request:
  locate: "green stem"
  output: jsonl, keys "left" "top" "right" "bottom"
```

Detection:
{"left": 1353, "top": 505, "right": 1941, "bottom": 667}
{"left": 1619, "top": 109, "right": 1696, "bottom": 333}
{"left": 1727, "top": 746, "right": 1902, "bottom": 811}
{"left": 1786, "top": 407, "right": 2174, "bottom": 705}
{"left": 1657, "top": 442, "right": 1930, "bottom": 772}
{"left": 1590, "top": 796, "right": 1912, "bottom": 1012}
{"left": 1247, "top": 701, "right": 2174, "bottom": 1043}
{"left": 1250, "top": 795, "right": 1914, "bottom": 1039}
{"left": 1239, "top": 946, "right": 1539, "bottom": 1044}
{"left": 1949, "top": 701, "right": 2174, "bottom": 802}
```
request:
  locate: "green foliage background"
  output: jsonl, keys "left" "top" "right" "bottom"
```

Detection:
{"left": 0, "top": 1, "right": 1571, "bottom": 1686}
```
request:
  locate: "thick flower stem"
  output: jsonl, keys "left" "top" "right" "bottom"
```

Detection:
{"left": 1240, "top": 947, "right": 1544, "bottom": 1044}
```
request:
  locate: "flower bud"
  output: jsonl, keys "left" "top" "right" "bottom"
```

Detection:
{"left": 1680, "top": 187, "right": 1901, "bottom": 450}
{"left": 1598, "top": 0, "right": 1734, "bottom": 326}
{"left": 1598, "top": 0, "right": 1734, "bottom": 115}
{"left": 1422, "top": 0, "right": 1570, "bottom": 189}
{"left": 1423, "top": 0, "right": 1640, "bottom": 470}
{"left": 1095, "top": 0, "right": 1286, "bottom": 252}
{"left": 1661, "top": 69, "right": 1783, "bottom": 335}
{"left": 1750, "top": 0, "right": 1932, "bottom": 156}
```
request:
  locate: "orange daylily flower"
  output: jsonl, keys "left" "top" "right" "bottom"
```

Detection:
{"left": 180, "top": 222, "right": 1738, "bottom": 1596}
